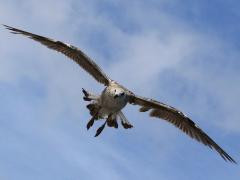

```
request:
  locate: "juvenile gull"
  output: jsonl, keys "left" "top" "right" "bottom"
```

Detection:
{"left": 4, "top": 25, "right": 236, "bottom": 163}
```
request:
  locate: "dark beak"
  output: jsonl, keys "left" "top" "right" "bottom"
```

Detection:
{"left": 114, "top": 92, "right": 124, "bottom": 99}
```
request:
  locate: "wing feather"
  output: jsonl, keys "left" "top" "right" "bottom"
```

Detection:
{"left": 129, "top": 94, "right": 236, "bottom": 163}
{"left": 4, "top": 25, "right": 111, "bottom": 86}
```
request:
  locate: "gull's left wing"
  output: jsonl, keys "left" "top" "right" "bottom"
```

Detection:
{"left": 3, "top": 25, "right": 111, "bottom": 86}
{"left": 128, "top": 94, "right": 236, "bottom": 163}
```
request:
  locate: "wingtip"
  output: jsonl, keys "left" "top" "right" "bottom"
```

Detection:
{"left": 2, "top": 24, "right": 10, "bottom": 31}
{"left": 228, "top": 157, "right": 237, "bottom": 164}
{"left": 2, "top": 24, "right": 17, "bottom": 33}
{"left": 226, "top": 158, "right": 237, "bottom": 164}
{"left": 2, "top": 24, "right": 12, "bottom": 29}
{"left": 221, "top": 152, "right": 237, "bottom": 164}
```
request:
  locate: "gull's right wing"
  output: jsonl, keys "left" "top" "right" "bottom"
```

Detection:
{"left": 4, "top": 25, "right": 111, "bottom": 86}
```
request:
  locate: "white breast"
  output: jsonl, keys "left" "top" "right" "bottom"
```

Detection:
{"left": 98, "top": 87, "right": 128, "bottom": 117}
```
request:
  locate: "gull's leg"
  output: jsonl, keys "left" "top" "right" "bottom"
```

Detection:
{"left": 86, "top": 107, "right": 101, "bottom": 130}
{"left": 86, "top": 115, "right": 96, "bottom": 130}
{"left": 95, "top": 113, "right": 118, "bottom": 137}
{"left": 82, "top": 88, "right": 99, "bottom": 101}
{"left": 94, "top": 121, "right": 107, "bottom": 137}
{"left": 118, "top": 111, "right": 133, "bottom": 129}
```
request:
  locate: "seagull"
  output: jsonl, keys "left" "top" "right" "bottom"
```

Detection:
{"left": 3, "top": 24, "right": 236, "bottom": 163}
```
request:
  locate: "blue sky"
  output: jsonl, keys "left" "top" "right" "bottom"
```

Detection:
{"left": 0, "top": 0, "right": 240, "bottom": 179}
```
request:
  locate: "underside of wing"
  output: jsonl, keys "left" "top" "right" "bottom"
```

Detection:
{"left": 128, "top": 94, "right": 236, "bottom": 163}
{"left": 4, "top": 25, "right": 111, "bottom": 86}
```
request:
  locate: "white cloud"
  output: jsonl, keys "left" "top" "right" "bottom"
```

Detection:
{"left": 173, "top": 36, "right": 240, "bottom": 133}
{"left": 0, "top": 0, "right": 239, "bottom": 180}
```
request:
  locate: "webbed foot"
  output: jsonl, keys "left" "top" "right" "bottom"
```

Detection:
{"left": 86, "top": 107, "right": 101, "bottom": 130}
{"left": 95, "top": 121, "right": 107, "bottom": 137}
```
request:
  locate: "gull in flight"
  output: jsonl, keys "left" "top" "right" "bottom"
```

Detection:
{"left": 3, "top": 25, "right": 236, "bottom": 163}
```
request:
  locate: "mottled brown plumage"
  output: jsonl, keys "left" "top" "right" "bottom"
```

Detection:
{"left": 3, "top": 25, "right": 110, "bottom": 86}
{"left": 128, "top": 95, "right": 236, "bottom": 163}
{"left": 4, "top": 24, "right": 236, "bottom": 163}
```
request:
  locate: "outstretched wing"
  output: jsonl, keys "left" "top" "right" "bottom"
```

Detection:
{"left": 128, "top": 94, "right": 236, "bottom": 163}
{"left": 4, "top": 25, "right": 111, "bottom": 86}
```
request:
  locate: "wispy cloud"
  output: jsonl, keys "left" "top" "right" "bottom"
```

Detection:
{"left": 0, "top": 0, "right": 239, "bottom": 180}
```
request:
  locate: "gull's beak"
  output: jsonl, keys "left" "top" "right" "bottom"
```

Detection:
{"left": 114, "top": 92, "right": 124, "bottom": 99}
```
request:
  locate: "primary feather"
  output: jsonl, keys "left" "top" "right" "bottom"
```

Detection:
{"left": 4, "top": 24, "right": 236, "bottom": 163}
{"left": 3, "top": 25, "right": 110, "bottom": 86}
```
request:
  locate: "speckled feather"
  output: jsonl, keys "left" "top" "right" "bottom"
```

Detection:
{"left": 4, "top": 24, "right": 236, "bottom": 163}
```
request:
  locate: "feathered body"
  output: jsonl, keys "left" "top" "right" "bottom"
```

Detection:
{"left": 4, "top": 24, "right": 236, "bottom": 163}
{"left": 99, "top": 82, "right": 129, "bottom": 116}
{"left": 83, "top": 81, "right": 133, "bottom": 131}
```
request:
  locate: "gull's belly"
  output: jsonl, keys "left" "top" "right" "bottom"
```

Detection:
{"left": 99, "top": 90, "right": 128, "bottom": 115}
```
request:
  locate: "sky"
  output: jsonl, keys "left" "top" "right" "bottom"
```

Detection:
{"left": 0, "top": 0, "right": 240, "bottom": 179}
